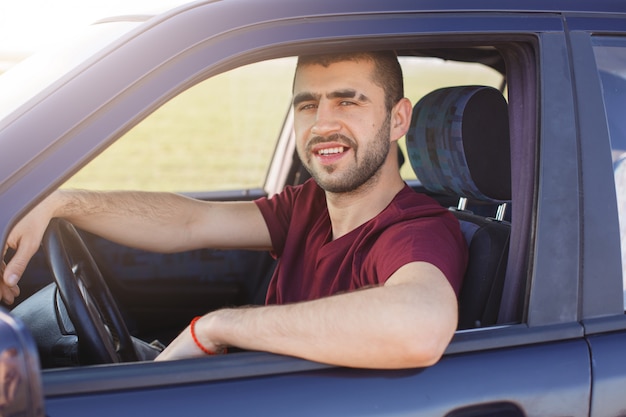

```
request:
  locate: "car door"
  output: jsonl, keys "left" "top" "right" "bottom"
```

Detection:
{"left": 565, "top": 13, "right": 626, "bottom": 417}
{"left": 33, "top": 3, "right": 593, "bottom": 417}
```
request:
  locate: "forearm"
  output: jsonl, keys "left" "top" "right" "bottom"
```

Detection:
{"left": 3, "top": 187, "right": 272, "bottom": 302}
{"left": 199, "top": 265, "right": 458, "bottom": 369}
{"left": 51, "top": 189, "right": 272, "bottom": 252}
{"left": 50, "top": 189, "right": 201, "bottom": 253}
{"left": 211, "top": 292, "right": 425, "bottom": 368}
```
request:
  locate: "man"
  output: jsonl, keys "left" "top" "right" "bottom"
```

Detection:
{"left": 1, "top": 51, "right": 467, "bottom": 369}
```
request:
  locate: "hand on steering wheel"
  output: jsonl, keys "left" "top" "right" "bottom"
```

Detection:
{"left": 43, "top": 219, "right": 138, "bottom": 364}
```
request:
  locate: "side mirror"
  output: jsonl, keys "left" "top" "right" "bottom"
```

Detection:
{"left": 0, "top": 308, "right": 44, "bottom": 417}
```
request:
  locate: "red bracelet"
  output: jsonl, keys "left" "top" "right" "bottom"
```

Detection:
{"left": 190, "top": 316, "right": 216, "bottom": 355}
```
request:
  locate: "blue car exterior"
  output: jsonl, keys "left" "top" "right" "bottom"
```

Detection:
{"left": 0, "top": 0, "right": 625, "bottom": 415}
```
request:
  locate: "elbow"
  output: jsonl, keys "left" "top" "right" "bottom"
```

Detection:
{"left": 401, "top": 334, "right": 452, "bottom": 368}
{"left": 393, "top": 319, "right": 457, "bottom": 368}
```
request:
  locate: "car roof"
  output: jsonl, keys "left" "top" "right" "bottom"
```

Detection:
{"left": 104, "top": 0, "right": 626, "bottom": 26}
{"left": 176, "top": 0, "right": 626, "bottom": 16}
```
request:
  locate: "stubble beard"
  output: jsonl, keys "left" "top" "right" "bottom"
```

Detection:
{"left": 300, "top": 115, "right": 392, "bottom": 194}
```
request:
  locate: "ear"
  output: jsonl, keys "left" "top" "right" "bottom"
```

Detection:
{"left": 389, "top": 98, "right": 413, "bottom": 142}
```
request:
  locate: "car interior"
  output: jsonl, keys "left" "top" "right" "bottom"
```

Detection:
{"left": 6, "top": 41, "right": 536, "bottom": 369}
{"left": 407, "top": 85, "right": 511, "bottom": 330}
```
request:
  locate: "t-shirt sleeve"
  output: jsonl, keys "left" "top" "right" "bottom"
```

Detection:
{"left": 254, "top": 184, "right": 304, "bottom": 257}
{"left": 364, "top": 215, "right": 467, "bottom": 295}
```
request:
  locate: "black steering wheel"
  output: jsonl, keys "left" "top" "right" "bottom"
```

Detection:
{"left": 42, "top": 218, "right": 138, "bottom": 364}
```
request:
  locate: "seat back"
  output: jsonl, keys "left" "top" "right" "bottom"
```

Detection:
{"left": 406, "top": 85, "right": 511, "bottom": 329}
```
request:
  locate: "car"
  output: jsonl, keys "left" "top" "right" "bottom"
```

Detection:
{"left": 1, "top": 0, "right": 626, "bottom": 415}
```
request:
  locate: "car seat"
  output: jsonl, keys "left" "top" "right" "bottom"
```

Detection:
{"left": 406, "top": 85, "right": 512, "bottom": 329}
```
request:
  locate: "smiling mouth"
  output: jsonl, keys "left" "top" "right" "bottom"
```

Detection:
{"left": 317, "top": 146, "right": 346, "bottom": 156}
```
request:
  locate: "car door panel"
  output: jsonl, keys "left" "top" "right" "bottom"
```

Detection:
{"left": 43, "top": 338, "right": 590, "bottom": 417}
{"left": 565, "top": 16, "right": 626, "bottom": 416}
{"left": 586, "top": 330, "right": 626, "bottom": 417}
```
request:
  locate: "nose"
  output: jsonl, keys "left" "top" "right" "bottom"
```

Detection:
{"left": 311, "top": 102, "right": 341, "bottom": 137}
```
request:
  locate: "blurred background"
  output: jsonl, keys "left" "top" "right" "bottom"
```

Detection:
{"left": 0, "top": 0, "right": 190, "bottom": 71}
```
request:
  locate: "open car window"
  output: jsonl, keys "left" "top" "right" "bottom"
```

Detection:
{"left": 63, "top": 56, "right": 504, "bottom": 192}
{"left": 64, "top": 58, "right": 296, "bottom": 193}
{"left": 12, "top": 38, "right": 535, "bottom": 378}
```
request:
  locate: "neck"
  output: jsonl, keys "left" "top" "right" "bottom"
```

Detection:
{"left": 325, "top": 165, "right": 405, "bottom": 240}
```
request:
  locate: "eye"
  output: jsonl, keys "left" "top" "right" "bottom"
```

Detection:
{"left": 297, "top": 103, "right": 317, "bottom": 111}
{"left": 339, "top": 100, "right": 356, "bottom": 107}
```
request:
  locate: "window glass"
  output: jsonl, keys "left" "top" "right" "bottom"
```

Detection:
{"left": 398, "top": 56, "right": 504, "bottom": 180}
{"left": 64, "top": 57, "right": 296, "bottom": 192}
{"left": 592, "top": 37, "right": 626, "bottom": 307}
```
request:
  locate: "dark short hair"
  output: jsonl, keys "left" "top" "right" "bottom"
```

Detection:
{"left": 295, "top": 51, "right": 404, "bottom": 112}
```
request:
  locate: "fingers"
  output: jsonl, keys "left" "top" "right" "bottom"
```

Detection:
{"left": 0, "top": 260, "right": 20, "bottom": 305}
{"left": 3, "top": 218, "right": 44, "bottom": 291}
{"left": 1, "top": 194, "right": 55, "bottom": 306}
{"left": 3, "top": 249, "right": 30, "bottom": 288}
{"left": 2, "top": 232, "right": 40, "bottom": 305}
{"left": 0, "top": 283, "right": 20, "bottom": 305}
{"left": 3, "top": 250, "right": 27, "bottom": 290}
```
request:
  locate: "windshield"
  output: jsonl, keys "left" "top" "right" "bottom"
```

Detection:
{"left": 0, "top": 20, "right": 143, "bottom": 121}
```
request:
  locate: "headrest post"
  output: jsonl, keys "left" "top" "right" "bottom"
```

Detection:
{"left": 495, "top": 203, "right": 508, "bottom": 222}
{"left": 457, "top": 197, "right": 468, "bottom": 211}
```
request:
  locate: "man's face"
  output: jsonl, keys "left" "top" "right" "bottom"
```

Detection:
{"left": 292, "top": 60, "right": 392, "bottom": 194}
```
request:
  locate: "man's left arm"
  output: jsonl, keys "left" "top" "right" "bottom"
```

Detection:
{"left": 156, "top": 261, "right": 458, "bottom": 369}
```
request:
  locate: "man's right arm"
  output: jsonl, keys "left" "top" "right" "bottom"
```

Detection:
{"left": 1, "top": 189, "right": 272, "bottom": 304}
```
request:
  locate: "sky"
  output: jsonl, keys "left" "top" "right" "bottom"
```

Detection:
{"left": 0, "top": 0, "right": 192, "bottom": 57}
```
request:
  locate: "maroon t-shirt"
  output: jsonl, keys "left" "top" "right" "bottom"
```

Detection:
{"left": 254, "top": 179, "right": 467, "bottom": 305}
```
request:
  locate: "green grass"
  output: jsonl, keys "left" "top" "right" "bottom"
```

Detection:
{"left": 62, "top": 57, "right": 502, "bottom": 192}
{"left": 63, "top": 58, "right": 295, "bottom": 192}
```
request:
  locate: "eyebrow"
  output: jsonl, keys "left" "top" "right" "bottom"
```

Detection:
{"left": 327, "top": 89, "right": 370, "bottom": 103}
{"left": 293, "top": 92, "right": 320, "bottom": 107}
{"left": 292, "top": 89, "right": 371, "bottom": 107}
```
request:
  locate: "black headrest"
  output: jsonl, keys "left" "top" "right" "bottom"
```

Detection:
{"left": 406, "top": 86, "right": 511, "bottom": 202}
